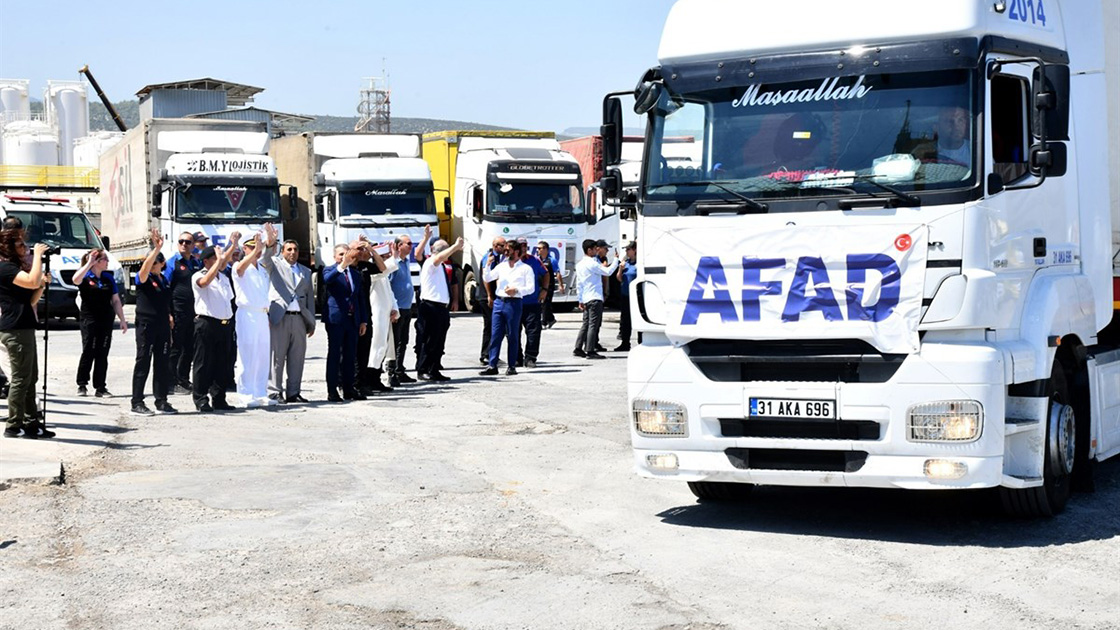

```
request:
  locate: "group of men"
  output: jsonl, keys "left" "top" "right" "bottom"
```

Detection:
{"left": 131, "top": 224, "right": 634, "bottom": 414}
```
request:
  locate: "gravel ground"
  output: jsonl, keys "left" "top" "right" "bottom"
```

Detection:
{"left": 1, "top": 307, "right": 1118, "bottom": 630}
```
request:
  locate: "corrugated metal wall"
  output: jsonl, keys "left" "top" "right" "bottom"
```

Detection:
{"left": 139, "top": 89, "right": 227, "bottom": 121}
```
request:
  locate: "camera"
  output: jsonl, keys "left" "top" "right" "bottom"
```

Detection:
{"left": 40, "top": 242, "right": 62, "bottom": 261}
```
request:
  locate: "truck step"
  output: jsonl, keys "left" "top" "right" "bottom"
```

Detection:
{"left": 1001, "top": 474, "right": 1043, "bottom": 489}
{"left": 1004, "top": 417, "right": 1040, "bottom": 436}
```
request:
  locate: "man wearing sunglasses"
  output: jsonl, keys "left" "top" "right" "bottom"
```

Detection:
{"left": 164, "top": 231, "right": 207, "bottom": 393}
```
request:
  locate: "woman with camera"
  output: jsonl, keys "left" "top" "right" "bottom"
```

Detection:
{"left": 0, "top": 231, "right": 52, "bottom": 438}
{"left": 72, "top": 248, "right": 127, "bottom": 397}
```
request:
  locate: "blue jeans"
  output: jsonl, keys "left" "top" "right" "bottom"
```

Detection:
{"left": 488, "top": 297, "right": 523, "bottom": 368}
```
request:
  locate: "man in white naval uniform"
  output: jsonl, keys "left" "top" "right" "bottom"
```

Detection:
{"left": 366, "top": 241, "right": 401, "bottom": 393}
{"left": 232, "top": 223, "right": 277, "bottom": 407}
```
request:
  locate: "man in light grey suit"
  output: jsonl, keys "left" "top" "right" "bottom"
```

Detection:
{"left": 262, "top": 239, "right": 316, "bottom": 403}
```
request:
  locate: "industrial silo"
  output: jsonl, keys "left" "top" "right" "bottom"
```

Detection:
{"left": 45, "top": 80, "right": 89, "bottom": 166}
{"left": 0, "top": 79, "right": 32, "bottom": 164}
{"left": 2, "top": 119, "right": 59, "bottom": 166}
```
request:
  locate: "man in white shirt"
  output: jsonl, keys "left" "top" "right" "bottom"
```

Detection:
{"left": 415, "top": 237, "right": 464, "bottom": 381}
{"left": 191, "top": 233, "right": 241, "bottom": 413}
{"left": 262, "top": 237, "right": 315, "bottom": 403}
{"left": 232, "top": 224, "right": 277, "bottom": 408}
{"left": 574, "top": 238, "right": 618, "bottom": 360}
{"left": 479, "top": 241, "right": 535, "bottom": 376}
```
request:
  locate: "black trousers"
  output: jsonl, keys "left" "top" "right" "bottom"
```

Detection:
{"left": 356, "top": 318, "right": 373, "bottom": 384}
{"left": 416, "top": 300, "right": 450, "bottom": 375}
{"left": 326, "top": 319, "right": 359, "bottom": 393}
{"left": 169, "top": 310, "right": 195, "bottom": 387}
{"left": 479, "top": 298, "right": 493, "bottom": 362}
{"left": 77, "top": 319, "right": 114, "bottom": 389}
{"left": 519, "top": 302, "right": 542, "bottom": 362}
{"left": 390, "top": 308, "right": 413, "bottom": 373}
{"left": 192, "top": 316, "right": 234, "bottom": 408}
{"left": 619, "top": 295, "right": 632, "bottom": 346}
{"left": 131, "top": 318, "right": 171, "bottom": 405}
{"left": 542, "top": 288, "right": 556, "bottom": 326}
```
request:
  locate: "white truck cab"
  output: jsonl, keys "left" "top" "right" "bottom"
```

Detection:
{"left": 603, "top": 0, "right": 1120, "bottom": 515}
{"left": 0, "top": 194, "right": 124, "bottom": 319}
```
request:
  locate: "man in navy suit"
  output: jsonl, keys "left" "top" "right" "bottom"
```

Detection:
{"left": 322, "top": 243, "right": 369, "bottom": 402}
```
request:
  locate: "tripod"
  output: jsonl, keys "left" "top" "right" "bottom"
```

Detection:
{"left": 38, "top": 249, "right": 56, "bottom": 426}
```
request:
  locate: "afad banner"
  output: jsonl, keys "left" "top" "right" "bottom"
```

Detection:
{"left": 663, "top": 224, "right": 928, "bottom": 354}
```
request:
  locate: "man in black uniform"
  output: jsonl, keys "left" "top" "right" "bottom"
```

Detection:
{"left": 164, "top": 231, "right": 205, "bottom": 394}
{"left": 130, "top": 229, "right": 176, "bottom": 416}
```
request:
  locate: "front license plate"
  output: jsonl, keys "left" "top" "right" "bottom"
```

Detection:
{"left": 749, "top": 398, "right": 836, "bottom": 420}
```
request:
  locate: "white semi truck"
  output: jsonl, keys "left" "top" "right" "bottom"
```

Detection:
{"left": 99, "top": 118, "right": 286, "bottom": 296}
{"left": 272, "top": 132, "right": 438, "bottom": 300}
{"left": 423, "top": 131, "right": 587, "bottom": 311}
{"left": 603, "top": 0, "right": 1120, "bottom": 515}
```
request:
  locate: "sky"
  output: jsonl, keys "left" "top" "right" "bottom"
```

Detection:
{"left": 0, "top": 0, "right": 675, "bottom": 133}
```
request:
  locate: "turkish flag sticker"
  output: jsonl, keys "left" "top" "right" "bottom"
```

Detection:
{"left": 894, "top": 234, "right": 913, "bottom": 252}
{"left": 223, "top": 188, "right": 247, "bottom": 211}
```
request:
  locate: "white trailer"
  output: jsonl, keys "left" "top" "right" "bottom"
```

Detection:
{"left": 99, "top": 118, "right": 285, "bottom": 296}
{"left": 604, "top": 0, "right": 1120, "bottom": 515}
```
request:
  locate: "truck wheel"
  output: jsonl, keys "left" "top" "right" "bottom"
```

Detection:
{"left": 462, "top": 269, "right": 480, "bottom": 314}
{"left": 1000, "top": 362, "right": 1076, "bottom": 517}
{"left": 688, "top": 481, "right": 754, "bottom": 501}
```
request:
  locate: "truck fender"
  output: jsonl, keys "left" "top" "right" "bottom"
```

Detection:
{"left": 1013, "top": 272, "right": 1095, "bottom": 384}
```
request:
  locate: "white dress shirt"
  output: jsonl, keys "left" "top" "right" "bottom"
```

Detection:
{"left": 192, "top": 268, "right": 234, "bottom": 319}
{"left": 268, "top": 261, "right": 304, "bottom": 312}
{"left": 483, "top": 259, "right": 535, "bottom": 299}
{"left": 419, "top": 257, "right": 451, "bottom": 304}
{"left": 575, "top": 255, "right": 618, "bottom": 303}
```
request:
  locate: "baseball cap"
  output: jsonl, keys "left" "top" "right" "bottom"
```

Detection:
{"left": 193, "top": 231, "right": 208, "bottom": 242}
{"left": 594, "top": 239, "right": 609, "bottom": 248}
{"left": 199, "top": 245, "right": 217, "bottom": 260}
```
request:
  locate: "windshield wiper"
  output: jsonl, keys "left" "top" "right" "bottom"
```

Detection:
{"left": 648, "top": 181, "right": 769, "bottom": 214}
{"left": 842, "top": 176, "right": 921, "bottom": 208}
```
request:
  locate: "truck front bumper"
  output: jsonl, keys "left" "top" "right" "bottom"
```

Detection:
{"left": 629, "top": 339, "right": 1009, "bottom": 490}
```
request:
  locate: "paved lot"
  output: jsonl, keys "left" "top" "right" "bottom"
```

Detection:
{"left": 1, "top": 307, "right": 1118, "bottom": 629}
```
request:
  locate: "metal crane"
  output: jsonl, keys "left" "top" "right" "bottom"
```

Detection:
{"left": 78, "top": 65, "right": 127, "bottom": 132}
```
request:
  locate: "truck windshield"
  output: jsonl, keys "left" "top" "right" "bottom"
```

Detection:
{"left": 486, "top": 182, "right": 585, "bottom": 223}
{"left": 9, "top": 210, "right": 101, "bottom": 249}
{"left": 176, "top": 184, "right": 281, "bottom": 222}
{"left": 645, "top": 70, "right": 976, "bottom": 209}
{"left": 337, "top": 184, "right": 434, "bottom": 217}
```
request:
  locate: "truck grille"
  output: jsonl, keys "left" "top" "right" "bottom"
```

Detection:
{"left": 719, "top": 419, "right": 880, "bottom": 441}
{"left": 688, "top": 339, "right": 905, "bottom": 383}
{"left": 725, "top": 448, "right": 869, "bottom": 473}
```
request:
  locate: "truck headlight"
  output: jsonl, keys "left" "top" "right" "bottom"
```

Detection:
{"left": 907, "top": 401, "right": 982, "bottom": 442}
{"left": 633, "top": 399, "right": 687, "bottom": 437}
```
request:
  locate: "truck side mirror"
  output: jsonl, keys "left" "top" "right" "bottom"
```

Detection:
{"left": 100, "top": 235, "right": 111, "bottom": 249}
{"left": 1032, "top": 65, "right": 1070, "bottom": 141}
{"left": 599, "top": 167, "right": 622, "bottom": 198}
{"left": 151, "top": 183, "right": 162, "bottom": 218}
{"left": 314, "top": 191, "right": 326, "bottom": 222}
{"left": 287, "top": 186, "right": 299, "bottom": 221}
{"left": 601, "top": 96, "right": 624, "bottom": 167}
{"left": 326, "top": 192, "right": 336, "bottom": 222}
{"left": 443, "top": 196, "right": 451, "bottom": 216}
{"left": 470, "top": 187, "right": 483, "bottom": 223}
{"left": 1030, "top": 141, "right": 1067, "bottom": 177}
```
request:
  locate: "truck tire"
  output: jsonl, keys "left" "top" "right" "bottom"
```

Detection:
{"left": 1000, "top": 362, "right": 1076, "bottom": 517}
{"left": 688, "top": 481, "right": 754, "bottom": 501}
{"left": 462, "top": 269, "right": 480, "bottom": 314}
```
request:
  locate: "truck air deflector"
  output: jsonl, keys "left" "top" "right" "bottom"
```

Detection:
{"left": 661, "top": 38, "right": 979, "bottom": 94}
{"left": 719, "top": 418, "right": 881, "bottom": 441}
{"left": 725, "top": 448, "right": 869, "bottom": 473}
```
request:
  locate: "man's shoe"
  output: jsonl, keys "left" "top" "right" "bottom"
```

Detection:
{"left": 372, "top": 381, "right": 394, "bottom": 393}
{"left": 427, "top": 372, "right": 451, "bottom": 382}
{"left": 285, "top": 394, "right": 309, "bottom": 404}
{"left": 479, "top": 367, "right": 499, "bottom": 376}
{"left": 516, "top": 359, "right": 525, "bottom": 368}
{"left": 4, "top": 425, "right": 22, "bottom": 438}
{"left": 479, "top": 356, "right": 489, "bottom": 365}
{"left": 155, "top": 401, "right": 179, "bottom": 414}
{"left": 268, "top": 393, "right": 284, "bottom": 404}
{"left": 327, "top": 391, "right": 344, "bottom": 403}
{"left": 586, "top": 352, "right": 606, "bottom": 360}
{"left": 174, "top": 384, "right": 192, "bottom": 396}
{"left": 33, "top": 423, "right": 56, "bottom": 439}
{"left": 358, "top": 385, "right": 377, "bottom": 397}
{"left": 196, "top": 402, "right": 213, "bottom": 413}
{"left": 212, "top": 401, "right": 236, "bottom": 412}
{"left": 572, "top": 348, "right": 587, "bottom": 358}
{"left": 525, "top": 358, "right": 537, "bottom": 368}
{"left": 594, "top": 344, "right": 607, "bottom": 353}
{"left": 395, "top": 372, "right": 416, "bottom": 384}
{"left": 343, "top": 390, "right": 367, "bottom": 401}
{"left": 388, "top": 375, "right": 401, "bottom": 387}
{"left": 19, "top": 424, "right": 39, "bottom": 439}
{"left": 94, "top": 388, "right": 112, "bottom": 398}
{"left": 613, "top": 344, "right": 631, "bottom": 352}
{"left": 505, "top": 367, "right": 518, "bottom": 376}
{"left": 131, "top": 402, "right": 155, "bottom": 417}
{"left": 77, "top": 385, "right": 88, "bottom": 397}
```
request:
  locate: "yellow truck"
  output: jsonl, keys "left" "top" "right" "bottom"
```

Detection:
{"left": 422, "top": 130, "right": 588, "bottom": 310}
